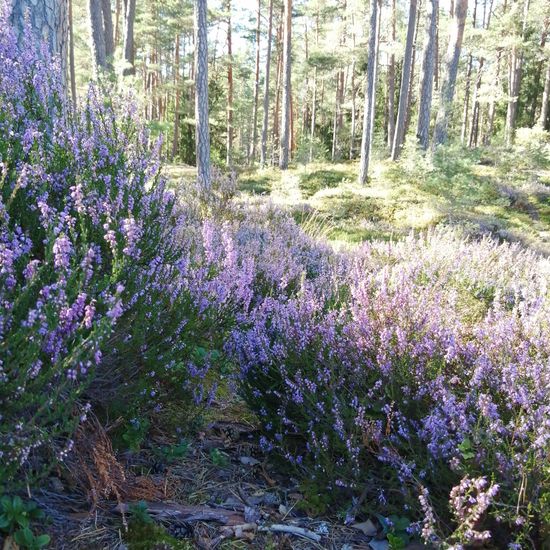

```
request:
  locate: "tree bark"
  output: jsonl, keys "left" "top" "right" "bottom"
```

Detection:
{"left": 89, "top": 0, "right": 107, "bottom": 73}
{"left": 505, "top": 0, "right": 530, "bottom": 145}
{"left": 405, "top": 0, "right": 422, "bottom": 135}
{"left": 432, "top": 0, "right": 468, "bottom": 148}
{"left": 279, "top": 0, "right": 292, "bottom": 170}
{"left": 272, "top": 12, "right": 283, "bottom": 165}
{"left": 172, "top": 33, "right": 181, "bottom": 160}
{"left": 261, "top": 0, "right": 274, "bottom": 166}
{"left": 122, "top": 0, "right": 136, "bottom": 75}
{"left": 249, "top": 0, "right": 262, "bottom": 164}
{"left": 538, "top": 60, "right": 550, "bottom": 129}
{"left": 194, "top": 0, "right": 211, "bottom": 188}
{"left": 101, "top": 0, "right": 115, "bottom": 60}
{"left": 416, "top": 0, "right": 439, "bottom": 149}
{"left": 358, "top": 0, "right": 381, "bottom": 183}
{"left": 387, "top": 0, "right": 396, "bottom": 150}
{"left": 9, "top": 0, "right": 68, "bottom": 81}
{"left": 391, "top": 0, "right": 418, "bottom": 160}
{"left": 226, "top": 0, "right": 234, "bottom": 166}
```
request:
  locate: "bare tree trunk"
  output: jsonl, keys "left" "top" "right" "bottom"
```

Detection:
{"left": 194, "top": 0, "right": 211, "bottom": 188}
{"left": 350, "top": 57, "right": 357, "bottom": 159}
{"left": 261, "top": 0, "right": 274, "bottom": 166}
{"left": 387, "top": 0, "right": 396, "bottom": 150}
{"left": 9, "top": 0, "right": 68, "bottom": 81}
{"left": 358, "top": 0, "right": 381, "bottom": 183}
{"left": 405, "top": 0, "right": 422, "bottom": 135}
{"left": 538, "top": 60, "right": 550, "bottom": 129}
{"left": 114, "top": 0, "right": 121, "bottom": 46}
{"left": 505, "top": 0, "right": 530, "bottom": 145}
{"left": 122, "top": 0, "right": 136, "bottom": 76}
{"left": 391, "top": 0, "right": 418, "bottom": 160}
{"left": 172, "top": 33, "right": 181, "bottom": 160}
{"left": 272, "top": 13, "right": 283, "bottom": 165}
{"left": 279, "top": 0, "right": 292, "bottom": 170}
{"left": 226, "top": 0, "right": 234, "bottom": 166}
{"left": 309, "top": 12, "right": 319, "bottom": 163}
{"left": 249, "top": 0, "right": 262, "bottom": 164}
{"left": 89, "top": 0, "right": 107, "bottom": 73}
{"left": 432, "top": 0, "right": 468, "bottom": 148}
{"left": 69, "top": 0, "right": 77, "bottom": 104}
{"left": 101, "top": 0, "right": 114, "bottom": 59}
{"left": 417, "top": 0, "right": 439, "bottom": 149}
{"left": 460, "top": 0, "right": 478, "bottom": 144}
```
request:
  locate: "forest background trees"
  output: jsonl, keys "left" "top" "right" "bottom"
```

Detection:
{"left": 18, "top": 0, "right": 550, "bottom": 180}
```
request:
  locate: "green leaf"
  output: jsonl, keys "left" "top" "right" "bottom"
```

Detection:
{"left": 35, "top": 534, "right": 51, "bottom": 548}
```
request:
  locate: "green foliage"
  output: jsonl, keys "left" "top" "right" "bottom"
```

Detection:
{"left": 13, "top": 528, "right": 50, "bottom": 550}
{"left": 209, "top": 448, "right": 229, "bottom": 467}
{"left": 0, "top": 497, "right": 50, "bottom": 550}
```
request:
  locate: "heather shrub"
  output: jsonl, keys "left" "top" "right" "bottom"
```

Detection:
{"left": 231, "top": 230, "right": 550, "bottom": 547}
{"left": 0, "top": 9, "right": 235, "bottom": 488}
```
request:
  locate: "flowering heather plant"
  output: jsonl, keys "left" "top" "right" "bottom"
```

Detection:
{"left": 231, "top": 229, "right": 550, "bottom": 546}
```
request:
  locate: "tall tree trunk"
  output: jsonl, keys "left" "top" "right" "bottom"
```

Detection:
{"left": 101, "top": 0, "right": 114, "bottom": 60}
{"left": 9, "top": 0, "right": 68, "bottom": 80}
{"left": 432, "top": 0, "right": 468, "bottom": 148}
{"left": 122, "top": 0, "right": 136, "bottom": 76}
{"left": 391, "top": 0, "right": 418, "bottom": 160}
{"left": 226, "top": 0, "right": 234, "bottom": 166}
{"left": 350, "top": 58, "right": 357, "bottom": 159}
{"left": 505, "top": 0, "right": 530, "bottom": 145}
{"left": 405, "top": 0, "right": 422, "bottom": 135}
{"left": 272, "top": 13, "right": 283, "bottom": 165}
{"left": 69, "top": 0, "right": 77, "bottom": 104}
{"left": 261, "top": 0, "right": 274, "bottom": 166}
{"left": 89, "top": 0, "right": 107, "bottom": 73}
{"left": 358, "top": 0, "right": 381, "bottom": 183}
{"left": 460, "top": 0, "right": 478, "bottom": 144}
{"left": 417, "top": 0, "right": 439, "bottom": 149}
{"left": 538, "top": 60, "right": 550, "bottom": 129}
{"left": 194, "top": 0, "right": 211, "bottom": 188}
{"left": 387, "top": 0, "right": 396, "bottom": 150}
{"left": 249, "top": 0, "right": 262, "bottom": 164}
{"left": 279, "top": 0, "right": 292, "bottom": 170}
{"left": 309, "top": 12, "right": 319, "bottom": 163}
{"left": 114, "top": 0, "right": 121, "bottom": 46}
{"left": 172, "top": 33, "right": 181, "bottom": 160}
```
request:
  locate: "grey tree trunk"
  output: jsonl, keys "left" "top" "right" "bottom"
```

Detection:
{"left": 539, "top": 60, "right": 550, "bottom": 129}
{"left": 416, "top": 0, "right": 439, "bottom": 149}
{"left": 9, "top": 0, "right": 68, "bottom": 80}
{"left": 194, "top": 0, "right": 211, "bottom": 188}
{"left": 261, "top": 0, "right": 274, "bottom": 166}
{"left": 391, "top": 0, "right": 418, "bottom": 160}
{"left": 69, "top": 0, "right": 77, "bottom": 104}
{"left": 432, "top": 0, "right": 468, "bottom": 148}
{"left": 172, "top": 33, "right": 181, "bottom": 160}
{"left": 122, "top": 0, "right": 136, "bottom": 76}
{"left": 279, "top": 0, "right": 292, "bottom": 170}
{"left": 89, "top": 0, "right": 107, "bottom": 72}
{"left": 249, "top": 0, "right": 262, "bottom": 165}
{"left": 387, "top": 0, "right": 396, "bottom": 150}
{"left": 101, "top": 0, "right": 114, "bottom": 59}
{"left": 358, "top": 0, "right": 381, "bottom": 183}
{"left": 505, "top": 0, "right": 530, "bottom": 146}
{"left": 226, "top": 0, "right": 234, "bottom": 166}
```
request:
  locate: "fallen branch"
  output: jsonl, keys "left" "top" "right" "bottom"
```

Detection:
{"left": 114, "top": 502, "right": 244, "bottom": 526}
{"left": 258, "top": 523, "right": 322, "bottom": 542}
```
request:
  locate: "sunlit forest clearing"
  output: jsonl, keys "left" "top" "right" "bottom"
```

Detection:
{"left": 2, "top": 0, "right": 550, "bottom": 549}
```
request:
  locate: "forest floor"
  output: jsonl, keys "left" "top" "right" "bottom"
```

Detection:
{"left": 165, "top": 147, "right": 550, "bottom": 254}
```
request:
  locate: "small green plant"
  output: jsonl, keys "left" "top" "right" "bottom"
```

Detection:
{"left": 13, "top": 528, "right": 51, "bottom": 550}
{"left": 156, "top": 440, "right": 190, "bottom": 462}
{"left": 209, "top": 448, "right": 229, "bottom": 467}
{"left": 121, "top": 418, "right": 150, "bottom": 452}
{"left": 128, "top": 501, "right": 154, "bottom": 524}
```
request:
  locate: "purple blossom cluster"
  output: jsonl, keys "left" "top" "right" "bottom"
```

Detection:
{"left": 229, "top": 229, "right": 550, "bottom": 545}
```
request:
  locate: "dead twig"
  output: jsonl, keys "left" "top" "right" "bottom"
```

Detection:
{"left": 258, "top": 523, "right": 322, "bottom": 542}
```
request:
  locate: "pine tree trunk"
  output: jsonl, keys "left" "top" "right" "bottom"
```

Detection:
{"left": 358, "top": 0, "right": 381, "bottom": 183}
{"left": 89, "top": 0, "right": 107, "bottom": 73}
{"left": 468, "top": 58, "right": 484, "bottom": 147}
{"left": 538, "top": 60, "right": 550, "bottom": 129}
{"left": 432, "top": 0, "right": 468, "bottom": 148}
{"left": 123, "top": 0, "right": 136, "bottom": 76}
{"left": 404, "top": 0, "right": 421, "bottom": 135}
{"left": 387, "top": 0, "right": 396, "bottom": 150}
{"left": 416, "top": 0, "right": 438, "bottom": 149}
{"left": 279, "top": 0, "right": 292, "bottom": 170}
{"left": 272, "top": 13, "right": 283, "bottom": 166}
{"left": 114, "top": 0, "right": 121, "bottom": 46}
{"left": 226, "top": 0, "right": 234, "bottom": 166}
{"left": 261, "top": 0, "right": 274, "bottom": 166}
{"left": 309, "top": 12, "right": 319, "bottom": 163}
{"left": 350, "top": 57, "right": 357, "bottom": 159}
{"left": 249, "top": 0, "right": 262, "bottom": 165}
{"left": 391, "top": 0, "right": 418, "bottom": 160}
{"left": 172, "top": 33, "right": 181, "bottom": 160}
{"left": 505, "top": 0, "right": 530, "bottom": 146}
{"left": 194, "top": 0, "right": 211, "bottom": 188}
{"left": 101, "top": 0, "right": 114, "bottom": 59}
{"left": 9, "top": 0, "right": 68, "bottom": 80}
